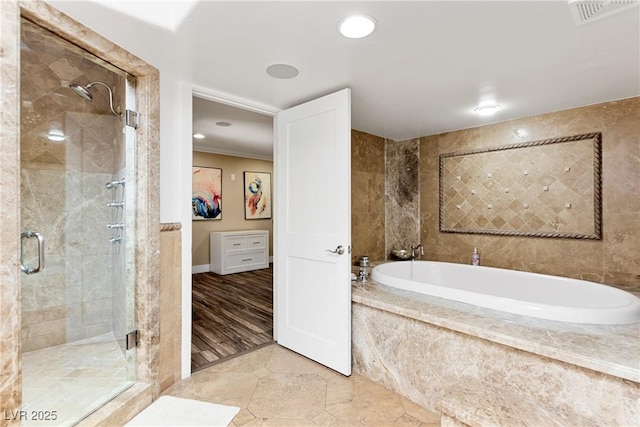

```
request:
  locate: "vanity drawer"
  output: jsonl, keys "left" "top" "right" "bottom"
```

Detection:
{"left": 224, "top": 236, "right": 247, "bottom": 251}
{"left": 246, "top": 234, "right": 266, "bottom": 250}
{"left": 225, "top": 250, "right": 268, "bottom": 270}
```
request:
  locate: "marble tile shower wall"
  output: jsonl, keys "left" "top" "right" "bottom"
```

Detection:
{"left": 385, "top": 139, "right": 420, "bottom": 257}
{"left": 352, "top": 98, "right": 639, "bottom": 294}
{"left": 20, "top": 19, "right": 126, "bottom": 351}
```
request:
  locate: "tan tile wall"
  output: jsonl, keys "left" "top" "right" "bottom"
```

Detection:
{"left": 420, "top": 97, "right": 640, "bottom": 294}
{"left": 352, "top": 98, "right": 639, "bottom": 293}
{"left": 159, "top": 226, "right": 182, "bottom": 392}
{"left": 1, "top": 0, "right": 22, "bottom": 421}
{"left": 19, "top": 18, "right": 127, "bottom": 351}
{"left": 351, "top": 130, "right": 386, "bottom": 263}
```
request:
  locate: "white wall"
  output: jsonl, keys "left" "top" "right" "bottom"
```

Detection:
{"left": 45, "top": 2, "right": 280, "bottom": 378}
{"left": 45, "top": 1, "right": 192, "bottom": 376}
{"left": 47, "top": 1, "right": 188, "bottom": 223}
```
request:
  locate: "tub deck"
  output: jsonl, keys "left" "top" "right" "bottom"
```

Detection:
{"left": 352, "top": 280, "right": 640, "bottom": 382}
{"left": 352, "top": 279, "right": 639, "bottom": 425}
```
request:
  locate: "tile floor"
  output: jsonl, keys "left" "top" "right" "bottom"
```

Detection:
{"left": 21, "top": 333, "right": 134, "bottom": 426}
{"left": 165, "top": 344, "right": 441, "bottom": 426}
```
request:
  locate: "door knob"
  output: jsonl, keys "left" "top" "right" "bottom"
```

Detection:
{"left": 326, "top": 245, "right": 345, "bottom": 255}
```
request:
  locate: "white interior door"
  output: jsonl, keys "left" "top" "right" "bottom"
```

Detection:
{"left": 274, "top": 88, "right": 351, "bottom": 375}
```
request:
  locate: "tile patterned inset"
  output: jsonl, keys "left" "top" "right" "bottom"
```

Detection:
{"left": 441, "top": 134, "right": 600, "bottom": 238}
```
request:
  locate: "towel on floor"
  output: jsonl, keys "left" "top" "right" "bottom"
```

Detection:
{"left": 125, "top": 395, "right": 240, "bottom": 427}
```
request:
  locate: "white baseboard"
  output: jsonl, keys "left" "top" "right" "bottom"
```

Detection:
{"left": 193, "top": 259, "right": 271, "bottom": 274}
{"left": 192, "top": 264, "right": 210, "bottom": 274}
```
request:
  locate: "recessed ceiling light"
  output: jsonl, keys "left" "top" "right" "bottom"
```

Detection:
{"left": 215, "top": 121, "right": 232, "bottom": 127}
{"left": 47, "top": 130, "right": 65, "bottom": 142}
{"left": 266, "top": 64, "right": 299, "bottom": 79}
{"left": 338, "top": 15, "right": 377, "bottom": 38}
{"left": 473, "top": 104, "right": 501, "bottom": 116}
{"left": 193, "top": 133, "right": 205, "bottom": 139}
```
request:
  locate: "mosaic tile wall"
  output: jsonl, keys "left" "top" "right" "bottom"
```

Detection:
{"left": 421, "top": 98, "right": 640, "bottom": 294}
{"left": 440, "top": 133, "right": 600, "bottom": 238}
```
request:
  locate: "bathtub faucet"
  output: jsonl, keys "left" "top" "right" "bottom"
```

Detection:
{"left": 411, "top": 244, "right": 424, "bottom": 260}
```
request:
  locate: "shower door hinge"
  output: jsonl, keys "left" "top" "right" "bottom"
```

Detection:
{"left": 125, "top": 109, "right": 139, "bottom": 129}
{"left": 125, "top": 330, "right": 140, "bottom": 350}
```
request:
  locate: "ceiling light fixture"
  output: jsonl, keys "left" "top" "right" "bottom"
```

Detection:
{"left": 266, "top": 64, "right": 299, "bottom": 79}
{"left": 47, "top": 130, "right": 66, "bottom": 142}
{"left": 473, "top": 104, "right": 501, "bottom": 116}
{"left": 338, "top": 15, "right": 377, "bottom": 38}
{"left": 193, "top": 133, "right": 205, "bottom": 139}
{"left": 215, "top": 121, "right": 232, "bottom": 127}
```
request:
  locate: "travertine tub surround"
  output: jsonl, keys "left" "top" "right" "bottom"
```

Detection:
{"left": 159, "top": 224, "right": 182, "bottom": 393}
{"left": 421, "top": 98, "right": 639, "bottom": 294}
{"left": 352, "top": 280, "right": 640, "bottom": 425}
{"left": 2, "top": 1, "right": 160, "bottom": 424}
{"left": 351, "top": 98, "right": 639, "bottom": 295}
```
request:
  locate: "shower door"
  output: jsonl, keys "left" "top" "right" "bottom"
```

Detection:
{"left": 19, "top": 18, "right": 136, "bottom": 426}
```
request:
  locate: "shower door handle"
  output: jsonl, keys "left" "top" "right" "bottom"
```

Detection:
{"left": 20, "top": 230, "right": 45, "bottom": 275}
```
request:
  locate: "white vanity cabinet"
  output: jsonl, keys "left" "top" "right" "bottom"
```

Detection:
{"left": 210, "top": 230, "right": 269, "bottom": 275}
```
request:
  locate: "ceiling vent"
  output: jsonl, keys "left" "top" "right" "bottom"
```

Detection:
{"left": 569, "top": 0, "right": 639, "bottom": 25}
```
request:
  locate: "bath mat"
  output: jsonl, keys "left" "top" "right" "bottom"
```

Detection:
{"left": 125, "top": 395, "right": 239, "bottom": 427}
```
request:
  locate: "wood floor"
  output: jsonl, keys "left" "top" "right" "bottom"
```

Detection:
{"left": 191, "top": 265, "right": 273, "bottom": 372}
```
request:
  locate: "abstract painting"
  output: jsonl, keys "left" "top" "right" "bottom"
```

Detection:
{"left": 244, "top": 171, "right": 271, "bottom": 220}
{"left": 192, "top": 166, "right": 222, "bottom": 220}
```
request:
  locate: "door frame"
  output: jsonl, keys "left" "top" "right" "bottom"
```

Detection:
{"left": 180, "top": 84, "right": 279, "bottom": 378}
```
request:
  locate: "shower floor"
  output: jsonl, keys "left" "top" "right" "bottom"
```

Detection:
{"left": 21, "top": 332, "right": 134, "bottom": 426}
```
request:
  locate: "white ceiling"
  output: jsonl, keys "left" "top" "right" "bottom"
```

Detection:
{"left": 192, "top": 97, "right": 274, "bottom": 160}
{"left": 57, "top": 1, "right": 640, "bottom": 159}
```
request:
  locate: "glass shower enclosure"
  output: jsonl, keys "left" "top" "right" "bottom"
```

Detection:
{"left": 19, "top": 18, "right": 136, "bottom": 425}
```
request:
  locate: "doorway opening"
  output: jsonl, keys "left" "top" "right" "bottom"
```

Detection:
{"left": 190, "top": 96, "right": 275, "bottom": 372}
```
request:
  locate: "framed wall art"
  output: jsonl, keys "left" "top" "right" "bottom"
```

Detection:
{"left": 244, "top": 171, "right": 271, "bottom": 220}
{"left": 192, "top": 166, "right": 222, "bottom": 220}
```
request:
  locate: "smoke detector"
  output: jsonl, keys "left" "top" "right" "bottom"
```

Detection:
{"left": 569, "top": 0, "right": 639, "bottom": 25}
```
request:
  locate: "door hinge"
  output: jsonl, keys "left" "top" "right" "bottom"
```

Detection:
{"left": 125, "top": 330, "right": 140, "bottom": 350}
{"left": 125, "top": 109, "right": 139, "bottom": 129}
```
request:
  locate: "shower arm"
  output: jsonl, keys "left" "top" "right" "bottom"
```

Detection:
{"left": 87, "top": 81, "right": 122, "bottom": 117}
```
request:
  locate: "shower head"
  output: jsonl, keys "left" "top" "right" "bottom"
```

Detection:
{"left": 69, "top": 83, "right": 93, "bottom": 101}
{"left": 68, "top": 81, "right": 121, "bottom": 117}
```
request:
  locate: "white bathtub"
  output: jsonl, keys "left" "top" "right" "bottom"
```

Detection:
{"left": 370, "top": 261, "right": 640, "bottom": 325}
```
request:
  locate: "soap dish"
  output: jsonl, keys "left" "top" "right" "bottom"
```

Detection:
{"left": 391, "top": 249, "right": 411, "bottom": 260}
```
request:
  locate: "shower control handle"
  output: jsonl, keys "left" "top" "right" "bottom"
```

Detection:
{"left": 20, "top": 230, "right": 45, "bottom": 275}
